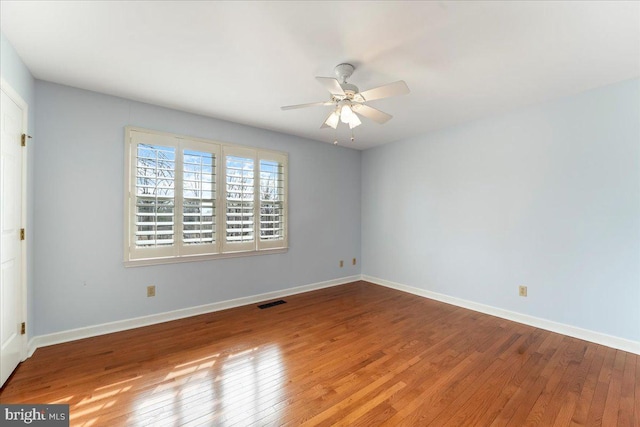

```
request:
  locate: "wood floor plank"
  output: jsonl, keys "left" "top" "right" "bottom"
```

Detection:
{"left": 568, "top": 344, "right": 608, "bottom": 426}
{"left": 489, "top": 332, "right": 567, "bottom": 426}
{"left": 438, "top": 327, "right": 551, "bottom": 426}
{"left": 522, "top": 338, "right": 588, "bottom": 426}
{"left": 0, "top": 281, "right": 636, "bottom": 426}
{"left": 636, "top": 356, "right": 640, "bottom": 427}
{"left": 617, "top": 353, "right": 637, "bottom": 427}
{"left": 601, "top": 350, "right": 626, "bottom": 426}
{"left": 474, "top": 330, "right": 549, "bottom": 426}
{"left": 551, "top": 342, "right": 596, "bottom": 427}
{"left": 393, "top": 332, "right": 534, "bottom": 426}
{"left": 585, "top": 346, "right": 618, "bottom": 426}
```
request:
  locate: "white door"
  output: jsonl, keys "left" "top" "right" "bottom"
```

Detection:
{"left": 0, "top": 87, "right": 25, "bottom": 387}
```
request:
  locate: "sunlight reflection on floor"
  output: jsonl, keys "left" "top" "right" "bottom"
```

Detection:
{"left": 120, "top": 344, "right": 285, "bottom": 426}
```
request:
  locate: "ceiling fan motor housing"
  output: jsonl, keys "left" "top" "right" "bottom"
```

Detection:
{"left": 340, "top": 83, "right": 359, "bottom": 96}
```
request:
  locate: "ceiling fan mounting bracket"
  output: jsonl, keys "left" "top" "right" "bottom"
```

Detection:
{"left": 334, "top": 63, "right": 355, "bottom": 83}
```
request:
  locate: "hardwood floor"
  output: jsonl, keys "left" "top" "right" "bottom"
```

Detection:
{"left": 1, "top": 281, "right": 637, "bottom": 426}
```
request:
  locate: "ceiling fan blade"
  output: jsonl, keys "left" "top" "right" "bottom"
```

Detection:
{"left": 359, "top": 80, "right": 410, "bottom": 102}
{"left": 281, "top": 101, "right": 332, "bottom": 111}
{"left": 316, "top": 77, "right": 345, "bottom": 96}
{"left": 351, "top": 104, "right": 393, "bottom": 124}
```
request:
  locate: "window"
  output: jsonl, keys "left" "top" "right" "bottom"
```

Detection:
{"left": 124, "top": 127, "right": 287, "bottom": 266}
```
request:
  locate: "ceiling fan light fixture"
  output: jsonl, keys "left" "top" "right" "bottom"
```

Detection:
{"left": 325, "top": 111, "right": 340, "bottom": 129}
{"left": 340, "top": 103, "right": 355, "bottom": 124}
{"left": 348, "top": 113, "right": 361, "bottom": 129}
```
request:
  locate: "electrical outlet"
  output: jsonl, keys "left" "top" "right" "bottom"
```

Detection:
{"left": 518, "top": 285, "right": 527, "bottom": 297}
{"left": 147, "top": 285, "right": 156, "bottom": 297}
{"left": 352, "top": 258, "right": 357, "bottom": 265}
{"left": 339, "top": 260, "right": 344, "bottom": 268}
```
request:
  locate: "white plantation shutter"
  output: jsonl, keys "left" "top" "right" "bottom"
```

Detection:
{"left": 258, "top": 152, "right": 287, "bottom": 250}
{"left": 129, "top": 131, "right": 177, "bottom": 259}
{"left": 222, "top": 146, "right": 256, "bottom": 252}
{"left": 135, "top": 144, "right": 176, "bottom": 247}
{"left": 180, "top": 140, "right": 219, "bottom": 256}
{"left": 125, "top": 127, "right": 287, "bottom": 265}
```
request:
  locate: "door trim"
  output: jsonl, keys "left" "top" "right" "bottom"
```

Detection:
{"left": 1, "top": 77, "right": 29, "bottom": 362}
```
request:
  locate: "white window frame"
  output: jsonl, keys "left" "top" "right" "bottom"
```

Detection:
{"left": 124, "top": 127, "right": 288, "bottom": 267}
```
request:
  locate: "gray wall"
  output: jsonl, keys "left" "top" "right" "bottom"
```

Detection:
{"left": 362, "top": 78, "right": 640, "bottom": 342}
{"left": 34, "top": 81, "right": 361, "bottom": 336}
{"left": 1, "top": 32, "right": 36, "bottom": 338}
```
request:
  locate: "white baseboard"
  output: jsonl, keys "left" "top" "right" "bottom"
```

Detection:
{"left": 27, "top": 275, "right": 360, "bottom": 357}
{"left": 28, "top": 274, "right": 638, "bottom": 358}
{"left": 363, "top": 275, "right": 640, "bottom": 355}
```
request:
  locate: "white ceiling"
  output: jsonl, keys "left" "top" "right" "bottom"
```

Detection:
{"left": 1, "top": 1, "right": 639, "bottom": 150}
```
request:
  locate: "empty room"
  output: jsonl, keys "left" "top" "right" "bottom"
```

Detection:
{"left": 0, "top": 1, "right": 638, "bottom": 426}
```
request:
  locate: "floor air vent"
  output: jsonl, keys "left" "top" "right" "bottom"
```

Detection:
{"left": 258, "top": 300, "right": 287, "bottom": 309}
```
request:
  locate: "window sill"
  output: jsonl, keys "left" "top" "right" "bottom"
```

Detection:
{"left": 124, "top": 247, "right": 288, "bottom": 268}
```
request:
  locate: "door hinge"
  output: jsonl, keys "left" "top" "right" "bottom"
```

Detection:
{"left": 20, "top": 228, "right": 25, "bottom": 241}
{"left": 21, "top": 133, "right": 32, "bottom": 147}
{"left": 21, "top": 322, "right": 26, "bottom": 335}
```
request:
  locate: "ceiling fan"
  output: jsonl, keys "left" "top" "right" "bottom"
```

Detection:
{"left": 281, "top": 63, "right": 410, "bottom": 132}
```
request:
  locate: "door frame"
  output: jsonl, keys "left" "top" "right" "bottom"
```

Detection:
{"left": 1, "top": 77, "right": 29, "bottom": 362}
